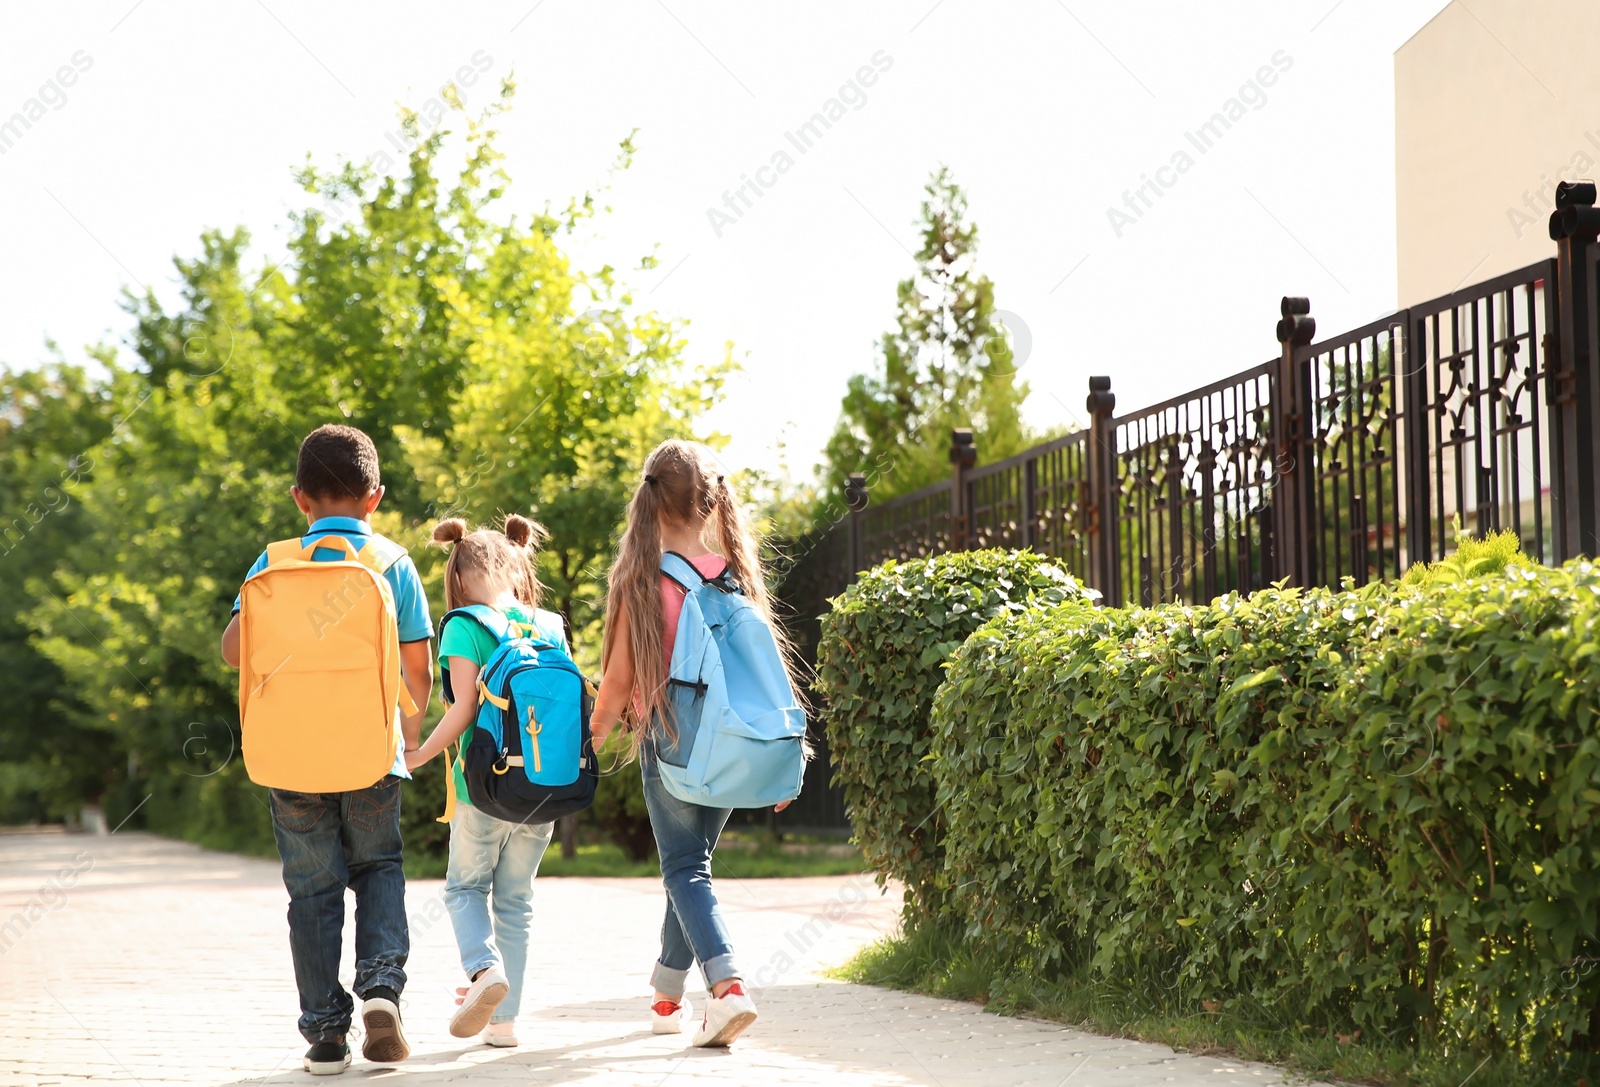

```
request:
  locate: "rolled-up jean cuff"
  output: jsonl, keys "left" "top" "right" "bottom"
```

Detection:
{"left": 651, "top": 962, "right": 691, "bottom": 999}
{"left": 462, "top": 955, "right": 499, "bottom": 982}
{"left": 701, "top": 952, "right": 739, "bottom": 990}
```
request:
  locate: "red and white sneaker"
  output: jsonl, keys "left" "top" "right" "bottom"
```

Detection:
{"left": 690, "top": 983, "right": 758, "bottom": 1048}
{"left": 650, "top": 996, "right": 692, "bottom": 1035}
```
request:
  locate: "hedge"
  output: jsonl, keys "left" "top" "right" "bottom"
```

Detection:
{"left": 925, "top": 549, "right": 1600, "bottom": 1055}
{"left": 813, "top": 549, "right": 1097, "bottom": 914}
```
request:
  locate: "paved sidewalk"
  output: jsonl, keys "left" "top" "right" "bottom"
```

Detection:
{"left": 0, "top": 829, "right": 1326, "bottom": 1086}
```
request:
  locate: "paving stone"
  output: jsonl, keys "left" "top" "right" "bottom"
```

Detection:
{"left": 0, "top": 829, "right": 1332, "bottom": 1086}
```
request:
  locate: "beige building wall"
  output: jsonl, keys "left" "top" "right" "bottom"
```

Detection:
{"left": 1395, "top": 0, "right": 1600, "bottom": 305}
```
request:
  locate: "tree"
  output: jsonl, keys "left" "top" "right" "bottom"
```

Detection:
{"left": 820, "top": 167, "right": 1034, "bottom": 505}
{"left": 0, "top": 362, "right": 113, "bottom": 822}
{"left": 13, "top": 83, "right": 721, "bottom": 865}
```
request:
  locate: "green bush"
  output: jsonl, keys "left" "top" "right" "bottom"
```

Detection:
{"left": 814, "top": 548, "right": 1096, "bottom": 914}
{"left": 932, "top": 583, "right": 1380, "bottom": 985}
{"left": 924, "top": 557, "right": 1600, "bottom": 1058}
{"left": 1304, "top": 560, "right": 1600, "bottom": 1053}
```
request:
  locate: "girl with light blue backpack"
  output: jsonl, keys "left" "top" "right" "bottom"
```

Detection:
{"left": 591, "top": 439, "right": 807, "bottom": 1048}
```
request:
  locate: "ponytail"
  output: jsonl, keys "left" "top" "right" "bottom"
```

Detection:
{"left": 602, "top": 469, "right": 671, "bottom": 754}
{"left": 503, "top": 513, "right": 549, "bottom": 610}
{"left": 713, "top": 476, "right": 764, "bottom": 611}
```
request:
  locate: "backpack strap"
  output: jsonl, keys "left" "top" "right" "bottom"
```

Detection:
{"left": 661, "top": 551, "right": 711, "bottom": 592}
{"left": 261, "top": 532, "right": 406, "bottom": 575}
{"left": 441, "top": 604, "right": 515, "bottom": 644}
{"left": 437, "top": 744, "right": 461, "bottom": 825}
{"left": 264, "top": 537, "right": 308, "bottom": 567}
{"left": 438, "top": 605, "right": 511, "bottom": 706}
{"left": 532, "top": 607, "right": 569, "bottom": 650}
{"left": 360, "top": 534, "right": 408, "bottom": 573}
{"left": 661, "top": 551, "right": 738, "bottom": 595}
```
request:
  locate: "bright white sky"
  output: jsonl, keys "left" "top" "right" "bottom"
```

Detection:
{"left": 1, "top": 0, "right": 1451, "bottom": 487}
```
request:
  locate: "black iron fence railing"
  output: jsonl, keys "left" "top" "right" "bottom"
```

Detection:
{"left": 776, "top": 180, "right": 1600, "bottom": 831}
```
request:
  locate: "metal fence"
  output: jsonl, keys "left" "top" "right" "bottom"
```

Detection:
{"left": 786, "top": 249, "right": 1600, "bottom": 615}
{"left": 778, "top": 180, "right": 1600, "bottom": 831}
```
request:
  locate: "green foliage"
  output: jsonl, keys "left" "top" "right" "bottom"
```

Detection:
{"left": 1, "top": 87, "right": 722, "bottom": 878}
{"left": 910, "top": 556, "right": 1600, "bottom": 1064}
{"left": 820, "top": 167, "right": 1040, "bottom": 504}
{"left": 393, "top": 129, "right": 729, "bottom": 659}
{"left": 0, "top": 363, "right": 113, "bottom": 821}
{"left": 1400, "top": 526, "right": 1527, "bottom": 587}
{"left": 835, "top": 918, "right": 1600, "bottom": 1087}
{"left": 813, "top": 549, "right": 1098, "bottom": 915}
{"left": 932, "top": 584, "right": 1381, "bottom": 987}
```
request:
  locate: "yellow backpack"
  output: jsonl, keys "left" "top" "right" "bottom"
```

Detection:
{"left": 238, "top": 533, "right": 419, "bottom": 793}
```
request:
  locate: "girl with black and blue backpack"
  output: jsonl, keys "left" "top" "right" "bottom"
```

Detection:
{"left": 406, "top": 514, "right": 593, "bottom": 1049}
{"left": 591, "top": 439, "right": 808, "bottom": 1048}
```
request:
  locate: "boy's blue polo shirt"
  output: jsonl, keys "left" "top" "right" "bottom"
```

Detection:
{"left": 234, "top": 516, "right": 432, "bottom": 781}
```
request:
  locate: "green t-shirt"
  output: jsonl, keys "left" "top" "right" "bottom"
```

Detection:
{"left": 439, "top": 604, "right": 570, "bottom": 806}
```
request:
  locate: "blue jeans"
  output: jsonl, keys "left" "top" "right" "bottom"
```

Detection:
{"left": 268, "top": 776, "right": 408, "bottom": 1044}
{"left": 443, "top": 803, "right": 554, "bottom": 1022}
{"left": 641, "top": 753, "right": 739, "bottom": 998}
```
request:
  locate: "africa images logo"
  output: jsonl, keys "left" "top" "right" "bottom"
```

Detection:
{"left": 706, "top": 51, "right": 894, "bottom": 238}
{"left": 1105, "top": 51, "right": 1293, "bottom": 238}
{"left": 0, "top": 51, "right": 93, "bottom": 155}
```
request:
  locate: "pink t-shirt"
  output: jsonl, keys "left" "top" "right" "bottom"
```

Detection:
{"left": 662, "top": 552, "right": 728, "bottom": 663}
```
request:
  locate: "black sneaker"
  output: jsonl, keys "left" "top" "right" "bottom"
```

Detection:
{"left": 360, "top": 987, "right": 410, "bottom": 1065}
{"left": 303, "top": 1038, "right": 351, "bottom": 1076}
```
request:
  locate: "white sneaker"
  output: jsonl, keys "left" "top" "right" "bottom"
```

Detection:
{"left": 651, "top": 996, "right": 692, "bottom": 1035}
{"left": 359, "top": 994, "right": 410, "bottom": 1065}
{"left": 691, "top": 983, "right": 758, "bottom": 1047}
{"left": 450, "top": 969, "right": 510, "bottom": 1038}
{"left": 482, "top": 1021, "right": 519, "bottom": 1047}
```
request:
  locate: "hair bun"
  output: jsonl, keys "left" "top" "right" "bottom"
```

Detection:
{"left": 502, "top": 513, "right": 549, "bottom": 549}
{"left": 432, "top": 518, "right": 468, "bottom": 545}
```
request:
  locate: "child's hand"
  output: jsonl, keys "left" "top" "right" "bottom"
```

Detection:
{"left": 775, "top": 800, "right": 793, "bottom": 813}
{"left": 404, "top": 747, "right": 430, "bottom": 772}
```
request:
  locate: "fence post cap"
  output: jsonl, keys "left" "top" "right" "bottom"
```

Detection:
{"left": 1086, "top": 376, "right": 1116, "bottom": 415}
{"left": 1550, "top": 201, "right": 1600, "bottom": 241}
{"left": 844, "top": 474, "right": 869, "bottom": 512}
{"left": 1277, "top": 314, "right": 1317, "bottom": 346}
{"left": 1555, "top": 179, "right": 1597, "bottom": 210}
{"left": 949, "top": 429, "right": 977, "bottom": 468}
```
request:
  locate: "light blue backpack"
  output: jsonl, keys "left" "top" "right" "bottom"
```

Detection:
{"left": 652, "top": 551, "right": 807, "bottom": 808}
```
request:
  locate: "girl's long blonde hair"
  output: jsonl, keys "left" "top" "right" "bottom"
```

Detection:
{"left": 601, "top": 439, "right": 800, "bottom": 743}
{"left": 433, "top": 513, "right": 550, "bottom": 613}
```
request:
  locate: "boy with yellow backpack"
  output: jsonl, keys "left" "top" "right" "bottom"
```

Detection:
{"left": 220, "top": 425, "right": 433, "bottom": 1076}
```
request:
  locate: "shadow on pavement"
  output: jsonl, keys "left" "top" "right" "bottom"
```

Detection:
{"left": 206, "top": 984, "right": 952, "bottom": 1087}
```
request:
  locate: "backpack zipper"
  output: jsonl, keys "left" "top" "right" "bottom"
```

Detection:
{"left": 526, "top": 707, "right": 542, "bottom": 774}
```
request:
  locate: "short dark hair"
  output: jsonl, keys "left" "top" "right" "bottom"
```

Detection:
{"left": 295, "top": 425, "right": 380, "bottom": 501}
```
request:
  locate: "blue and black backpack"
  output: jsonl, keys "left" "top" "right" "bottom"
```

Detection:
{"left": 439, "top": 604, "right": 596, "bottom": 825}
{"left": 652, "top": 552, "right": 807, "bottom": 808}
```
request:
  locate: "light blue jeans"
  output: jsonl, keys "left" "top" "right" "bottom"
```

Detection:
{"left": 641, "top": 752, "right": 739, "bottom": 998}
{"left": 442, "top": 803, "right": 554, "bottom": 1022}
